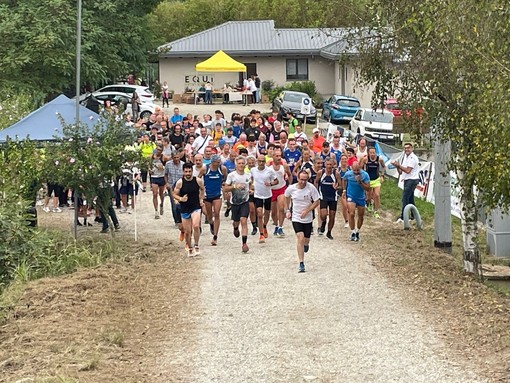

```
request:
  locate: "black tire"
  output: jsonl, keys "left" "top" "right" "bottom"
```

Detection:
{"left": 140, "top": 110, "right": 151, "bottom": 120}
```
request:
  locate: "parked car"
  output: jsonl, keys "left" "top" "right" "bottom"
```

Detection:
{"left": 349, "top": 108, "right": 396, "bottom": 141}
{"left": 81, "top": 91, "right": 158, "bottom": 119}
{"left": 95, "top": 84, "right": 154, "bottom": 102}
{"left": 322, "top": 95, "right": 360, "bottom": 123}
{"left": 272, "top": 90, "right": 317, "bottom": 123}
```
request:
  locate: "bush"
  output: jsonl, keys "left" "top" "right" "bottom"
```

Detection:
{"left": 265, "top": 81, "right": 322, "bottom": 105}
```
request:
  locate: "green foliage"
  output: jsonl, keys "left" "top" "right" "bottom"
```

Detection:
{"left": 0, "top": 90, "right": 39, "bottom": 131}
{"left": 43, "top": 112, "right": 142, "bottom": 216}
{"left": 0, "top": 0, "right": 162, "bottom": 96}
{"left": 350, "top": 0, "right": 510, "bottom": 213}
{"left": 149, "top": 0, "right": 368, "bottom": 46}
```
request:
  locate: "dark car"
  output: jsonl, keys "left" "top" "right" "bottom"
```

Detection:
{"left": 322, "top": 95, "right": 360, "bottom": 124}
{"left": 272, "top": 90, "right": 317, "bottom": 123}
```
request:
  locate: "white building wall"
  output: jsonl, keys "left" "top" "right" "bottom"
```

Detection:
{"left": 159, "top": 55, "right": 372, "bottom": 105}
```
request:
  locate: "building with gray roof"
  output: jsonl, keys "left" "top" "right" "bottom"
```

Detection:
{"left": 158, "top": 20, "right": 373, "bottom": 106}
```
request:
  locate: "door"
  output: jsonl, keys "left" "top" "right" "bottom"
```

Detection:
{"left": 239, "top": 63, "right": 257, "bottom": 87}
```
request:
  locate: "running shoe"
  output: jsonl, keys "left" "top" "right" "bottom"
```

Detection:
{"left": 344, "top": 222, "right": 349, "bottom": 228}
{"left": 304, "top": 245, "right": 309, "bottom": 253}
{"left": 114, "top": 224, "right": 120, "bottom": 232}
{"left": 211, "top": 239, "right": 217, "bottom": 246}
{"left": 43, "top": 206, "right": 50, "bottom": 213}
{"left": 298, "top": 262, "right": 305, "bottom": 273}
{"left": 179, "top": 231, "right": 185, "bottom": 242}
{"left": 194, "top": 245, "right": 200, "bottom": 256}
{"left": 100, "top": 228, "right": 109, "bottom": 234}
{"left": 160, "top": 204, "right": 164, "bottom": 215}
{"left": 273, "top": 226, "right": 279, "bottom": 236}
{"left": 251, "top": 226, "right": 258, "bottom": 235}
{"left": 317, "top": 228, "right": 324, "bottom": 236}
{"left": 394, "top": 218, "right": 403, "bottom": 224}
{"left": 187, "top": 248, "right": 194, "bottom": 257}
{"left": 277, "top": 227, "right": 285, "bottom": 237}
{"left": 349, "top": 232, "right": 356, "bottom": 241}
{"left": 119, "top": 207, "right": 128, "bottom": 214}
{"left": 374, "top": 211, "right": 380, "bottom": 219}
{"left": 263, "top": 227, "right": 269, "bottom": 238}
{"left": 209, "top": 223, "right": 214, "bottom": 235}
{"left": 233, "top": 226, "right": 240, "bottom": 238}
{"left": 53, "top": 207, "right": 62, "bottom": 213}
{"left": 326, "top": 232, "right": 334, "bottom": 240}
{"left": 355, "top": 232, "right": 360, "bottom": 242}
{"left": 155, "top": 211, "right": 160, "bottom": 219}
{"left": 224, "top": 207, "right": 231, "bottom": 217}
{"left": 242, "top": 243, "right": 249, "bottom": 253}
{"left": 259, "top": 234, "right": 265, "bottom": 244}
{"left": 367, "top": 204, "right": 373, "bottom": 212}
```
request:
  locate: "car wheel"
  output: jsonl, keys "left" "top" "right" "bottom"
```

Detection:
{"left": 140, "top": 111, "right": 151, "bottom": 120}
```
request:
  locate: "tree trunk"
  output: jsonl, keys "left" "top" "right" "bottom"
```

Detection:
{"left": 459, "top": 181, "right": 480, "bottom": 275}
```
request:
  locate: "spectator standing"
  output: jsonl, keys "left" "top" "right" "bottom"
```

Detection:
{"left": 254, "top": 74, "right": 261, "bottom": 103}
{"left": 391, "top": 143, "right": 420, "bottom": 223}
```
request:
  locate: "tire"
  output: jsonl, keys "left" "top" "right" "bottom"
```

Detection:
{"left": 140, "top": 110, "right": 151, "bottom": 120}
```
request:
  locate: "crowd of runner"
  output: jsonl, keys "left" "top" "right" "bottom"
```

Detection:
{"left": 42, "top": 106, "right": 389, "bottom": 272}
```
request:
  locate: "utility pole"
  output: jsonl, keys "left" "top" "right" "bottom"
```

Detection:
{"left": 433, "top": 132, "right": 452, "bottom": 253}
{"left": 73, "top": 0, "right": 82, "bottom": 240}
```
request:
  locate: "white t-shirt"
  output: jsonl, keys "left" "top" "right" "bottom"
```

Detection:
{"left": 284, "top": 183, "right": 320, "bottom": 224}
{"left": 248, "top": 79, "right": 257, "bottom": 92}
{"left": 191, "top": 135, "right": 212, "bottom": 154}
{"left": 225, "top": 171, "right": 251, "bottom": 205}
{"left": 400, "top": 152, "right": 420, "bottom": 180}
{"left": 270, "top": 163, "right": 286, "bottom": 189}
{"left": 251, "top": 167, "right": 277, "bottom": 199}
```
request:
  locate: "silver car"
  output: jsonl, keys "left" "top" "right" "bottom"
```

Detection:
{"left": 272, "top": 90, "right": 317, "bottom": 123}
{"left": 96, "top": 84, "right": 154, "bottom": 103}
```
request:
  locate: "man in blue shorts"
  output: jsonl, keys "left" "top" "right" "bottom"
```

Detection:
{"left": 342, "top": 161, "right": 370, "bottom": 242}
{"left": 173, "top": 162, "right": 205, "bottom": 256}
{"left": 199, "top": 154, "right": 227, "bottom": 246}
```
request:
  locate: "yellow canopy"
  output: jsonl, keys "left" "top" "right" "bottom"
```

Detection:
{"left": 195, "top": 50, "right": 246, "bottom": 72}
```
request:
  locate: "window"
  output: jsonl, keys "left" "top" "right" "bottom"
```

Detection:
{"left": 286, "top": 59, "right": 308, "bottom": 80}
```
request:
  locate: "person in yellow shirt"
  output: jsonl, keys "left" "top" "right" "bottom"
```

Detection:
{"left": 138, "top": 133, "right": 156, "bottom": 192}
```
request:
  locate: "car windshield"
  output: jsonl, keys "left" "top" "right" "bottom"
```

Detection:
{"left": 336, "top": 99, "right": 360, "bottom": 107}
{"left": 284, "top": 93, "right": 306, "bottom": 103}
{"left": 363, "top": 111, "right": 393, "bottom": 123}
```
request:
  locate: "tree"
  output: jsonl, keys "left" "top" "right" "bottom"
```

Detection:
{"left": 349, "top": 0, "right": 510, "bottom": 274}
{"left": 43, "top": 111, "right": 143, "bottom": 232}
{"left": 148, "top": 0, "right": 368, "bottom": 46}
{"left": 0, "top": 0, "right": 162, "bottom": 96}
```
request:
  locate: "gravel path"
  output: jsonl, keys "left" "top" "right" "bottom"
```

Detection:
{"left": 108, "top": 190, "right": 486, "bottom": 383}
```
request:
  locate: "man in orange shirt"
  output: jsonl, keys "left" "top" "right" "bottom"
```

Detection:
{"left": 310, "top": 128, "right": 325, "bottom": 154}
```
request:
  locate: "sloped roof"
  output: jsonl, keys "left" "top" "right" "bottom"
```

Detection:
{"left": 0, "top": 95, "right": 100, "bottom": 142}
{"left": 196, "top": 50, "right": 247, "bottom": 72}
{"left": 158, "top": 20, "right": 351, "bottom": 58}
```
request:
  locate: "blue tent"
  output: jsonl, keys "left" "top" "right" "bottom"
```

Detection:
{"left": 0, "top": 94, "right": 100, "bottom": 142}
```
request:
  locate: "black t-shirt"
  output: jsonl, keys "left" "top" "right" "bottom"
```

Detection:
{"left": 170, "top": 133, "right": 185, "bottom": 149}
{"left": 255, "top": 77, "right": 261, "bottom": 88}
{"left": 245, "top": 127, "right": 260, "bottom": 140}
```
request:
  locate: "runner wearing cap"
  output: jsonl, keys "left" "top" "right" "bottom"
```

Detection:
{"left": 199, "top": 154, "right": 227, "bottom": 246}
{"left": 310, "top": 128, "right": 325, "bottom": 154}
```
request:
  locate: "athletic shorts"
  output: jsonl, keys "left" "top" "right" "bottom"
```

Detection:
{"left": 249, "top": 194, "right": 255, "bottom": 203}
{"left": 150, "top": 177, "right": 165, "bottom": 186}
{"left": 119, "top": 184, "right": 136, "bottom": 196}
{"left": 181, "top": 208, "right": 201, "bottom": 220}
{"left": 231, "top": 201, "right": 250, "bottom": 222}
{"left": 346, "top": 195, "right": 366, "bottom": 207}
{"left": 204, "top": 195, "right": 221, "bottom": 203}
{"left": 254, "top": 197, "right": 272, "bottom": 210}
{"left": 292, "top": 221, "right": 313, "bottom": 238}
{"left": 271, "top": 185, "right": 287, "bottom": 202}
{"left": 320, "top": 199, "right": 338, "bottom": 211}
{"left": 370, "top": 178, "right": 381, "bottom": 188}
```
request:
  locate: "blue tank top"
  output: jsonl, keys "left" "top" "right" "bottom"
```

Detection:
{"left": 203, "top": 165, "right": 223, "bottom": 198}
{"left": 318, "top": 171, "right": 338, "bottom": 201}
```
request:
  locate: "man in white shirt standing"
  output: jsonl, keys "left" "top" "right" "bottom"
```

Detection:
{"left": 391, "top": 142, "right": 420, "bottom": 222}
{"left": 248, "top": 77, "right": 257, "bottom": 105}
